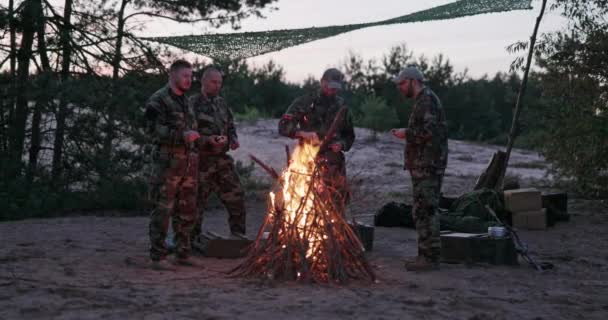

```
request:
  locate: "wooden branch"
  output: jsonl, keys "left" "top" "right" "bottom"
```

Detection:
{"left": 497, "top": 0, "right": 549, "bottom": 190}
{"left": 319, "top": 106, "right": 347, "bottom": 152}
{"left": 249, "top": 154, "right": 279, "bottom": 180}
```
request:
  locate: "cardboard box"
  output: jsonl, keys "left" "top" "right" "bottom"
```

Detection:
{"left": 504, "top": 188, "right": 542, "bottom": 213}
{"left": 440, "top": 233, "right": 483, "bottom": 264}
{"left": 440, "top": 232, "right": 518, "bottom": 265}
{"left": 512, "top": 209, "right": 547, "bottom": 230}
{"left": 542, "top": 192, "right": 569, "bottom": 225}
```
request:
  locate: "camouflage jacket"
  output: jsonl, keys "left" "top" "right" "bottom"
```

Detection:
{"left": 404, "top": 87, "right": 448, "bottom": 173}
{"left": 278, "top": 92, "right": 355, "bottom": 152}
{"left": 144, "top": 84, "right": 196, "bottom": 147}
{"left": 190, "top": 93, "right": 238, "bottom": 155}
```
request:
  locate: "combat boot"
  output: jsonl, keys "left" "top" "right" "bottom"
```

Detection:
{"left": 404, "top": 256, "right": 440, "bottom": 272}
{"left": 150, "top": 258, "right": 176, "bottom": 271}
{"left": 174, "top": 255, "right": 205, "bottom": 268}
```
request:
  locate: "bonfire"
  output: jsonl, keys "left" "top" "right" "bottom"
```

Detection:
{"left": 231, "top": 108, "right": 376, "bottom": 283}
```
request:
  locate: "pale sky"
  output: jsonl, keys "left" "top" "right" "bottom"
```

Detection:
{"left": 38, "top": 0, "right": 569, "bottom": 82}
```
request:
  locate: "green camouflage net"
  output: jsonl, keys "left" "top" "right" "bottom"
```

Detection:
{"left": 143, "top": 0, "right": 532, "bottom": 60}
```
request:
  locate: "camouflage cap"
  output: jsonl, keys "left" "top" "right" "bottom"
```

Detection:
{"left": 392, "top": 64, "right": 425, "bottom": 83}
{"left": 321, "top": 68, "right": 345, "bottom": 89}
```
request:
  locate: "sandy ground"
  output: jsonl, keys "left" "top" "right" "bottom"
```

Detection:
{"left": 1, "top": 120, "right": 607, "bottom": 319}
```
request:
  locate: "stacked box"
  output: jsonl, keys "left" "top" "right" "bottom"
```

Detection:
{"left": 542, "top": 192, "right": 569, "bottom": 225}
{"left": 474, "top": 235, "right": 519, "bottom": 265}
{"left": 504, "top": 188, "right": 547, "bottom": 230}
{"left": 512, "top": 209, "right": 547, "bottom": 230}
{"left": 504, "top": 188, "right": 542, "bottom": 212}
{"left": 440, "top": 233, "right": 481, "bottom": 264}
{"left": 440, "top": 232, "right": 518, "bottom": 265}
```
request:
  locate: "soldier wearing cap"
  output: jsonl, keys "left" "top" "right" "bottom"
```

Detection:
{"left": 278, "top": 68, "right": 355, "bottom": 212}
{"left": 391, "top": 64, "right": 448, "bottom": 271}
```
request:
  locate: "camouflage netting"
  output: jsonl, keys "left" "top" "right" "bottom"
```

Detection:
{"left": 376, "top": 189, "right": 507, "bottom": 233}
{"left": 440, "top": 189, "right": 506, "bottom": 233}
{"left": 143, "top": 0, "right": 532, "bottom": 61}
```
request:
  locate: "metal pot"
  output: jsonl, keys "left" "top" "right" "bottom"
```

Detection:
{"left": 488, "top": 226, "right": 508, "bottom": 238}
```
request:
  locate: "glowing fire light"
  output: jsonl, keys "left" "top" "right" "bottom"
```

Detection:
{"left": 231, "top": 141, "right": 375, "bottom": 283}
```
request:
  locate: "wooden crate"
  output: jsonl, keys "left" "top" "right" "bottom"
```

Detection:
{"left": 194, "top": 232, "right": 253, "bottom": 259}
{"left": 440, "top": 232, "right": 518, "bottom": 265}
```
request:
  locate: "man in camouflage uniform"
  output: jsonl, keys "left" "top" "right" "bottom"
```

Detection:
{"left": 278, "top": 68, "right": 355, "bottom": 212}
{"left": 391, "top": 65, "right": 448, "bottom": 271}
{"left": 190, "top": 67, "right": 247, "bottom": 241}
{"left": 144, "top": 60, "right": 202, "bottom": 270}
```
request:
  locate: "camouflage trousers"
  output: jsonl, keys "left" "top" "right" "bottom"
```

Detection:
{"left": 411, "top": 169, "right": 444, "bottom": 262}
{"left": 192, "top": 154, "right": 246, "bottom": 238}
{"left": 148, "top": 149, "right": 199, "bottom": 261}
{"left": 318, "top": 150, "right": 349, "bottom": 214}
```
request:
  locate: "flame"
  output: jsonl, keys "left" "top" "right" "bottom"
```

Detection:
{"left": 269, "top": 142, "right": 323, "bottom": 259}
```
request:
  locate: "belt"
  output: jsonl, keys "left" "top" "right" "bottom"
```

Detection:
{"left": 159, "top": 145, "right": 187, "bottom": 154}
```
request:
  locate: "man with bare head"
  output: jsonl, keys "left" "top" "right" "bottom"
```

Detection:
{"left": 190, "top": 67, "right": 247, "bottom": 243}
{"left": 145, "top": 59, "right": 201, "bottom": 269}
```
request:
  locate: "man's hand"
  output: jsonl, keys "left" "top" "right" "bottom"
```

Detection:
{"left": 391, "top": 128, "right": 407, "bottom": 140}
{"left": 329, "top": 143, "right": 343, "bottom": 153}
{"left": 230, "top": 139, "right": 240, "bottom": 150}
{"left": 183, "top": 130, "right": 201, "bottom": 143}
{"left": 295, "top": 131, "right": 320, "bottom": 145}
{"left": 209, "top": 135, "right": 228, "bottom": 147}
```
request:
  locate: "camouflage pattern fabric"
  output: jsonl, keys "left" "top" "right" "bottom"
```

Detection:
{"left": 190, "top": 94, "right": 246, "bottom": 236}
{"left": 404, "top": 87, "right": 448, "bottom": 174}
{"left": 190, "top": 94, "right": 238, "bottom": 155}
{"left": 405, "top": 86, "right": 448, "bottom": 263}
{"left": 193, "top": 154, "right": 247, "bottom": 236}
{"left": 145, "top": 85, "right": 199, "bottom": 261}
{"left": 144, "top": 0, "right": 533, "bottom": 61}
{"left": 411, "top": 170, "right": 442, "bottom": 262}
{"left": 440, "top": 189, "right": 505, "bottom": 233}
{"left": 278, "top": 92, "right": 355, "bottom": 212}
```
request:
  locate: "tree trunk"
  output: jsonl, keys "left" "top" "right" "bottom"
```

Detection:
{"left": 27, "top": 7, "right": 52, "bottom": 184}
{"left": 9, "top": 0, "right": 17, "bottom": 78}
{"left": 101, "top": 0, "right": 128, "bottom": 177}
{"left": 27, "top": 101, "right": 43, "bottom": 183}
{"left": 497, "top": 0, "right": 548, "bottom": 190}
{"left": 51, "top": 0, "right": 74, "bottom": 181}
{"left": 474, "top": 151, "right": 506, "bottom": 190}
{"left": 3, "top": 0, "right": 17, "bottom": 157}
{"left": 10, "top": 0, "right": 42, "bottom": 177}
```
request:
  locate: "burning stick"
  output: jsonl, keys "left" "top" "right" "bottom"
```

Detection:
{"left": 249, "top": 154, "right": 280, "bottom": 181}
{"left": 231, "top": 107, "right": 375, "bottom": 283}
{"left": 285, "top": 145, "right": 291, "bottom": 166}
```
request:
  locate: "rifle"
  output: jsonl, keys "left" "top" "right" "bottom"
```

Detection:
{"left": 484, "top": 205, "right": 549, "bottom": 271}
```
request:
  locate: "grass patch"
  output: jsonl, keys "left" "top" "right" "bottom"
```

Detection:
{"left": 234, "top": 106, "right": 268, "bottom": 123}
